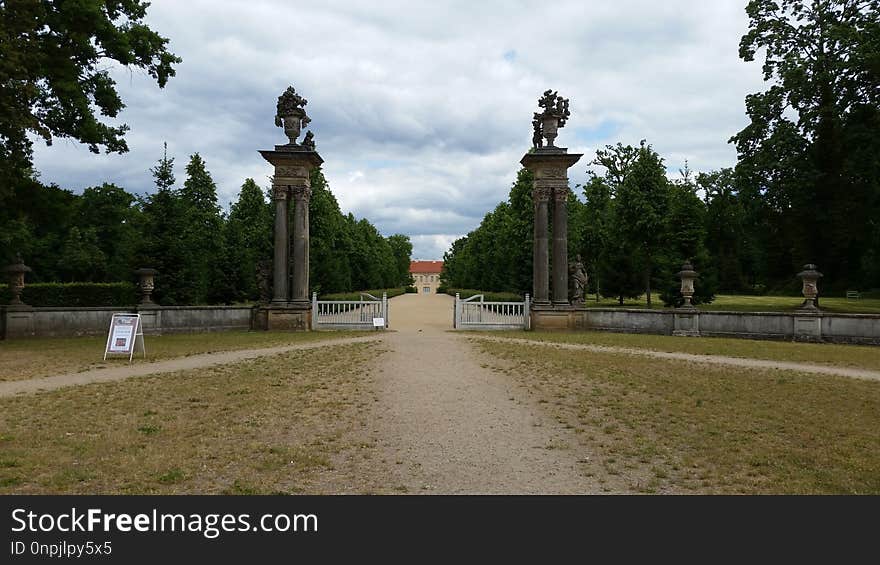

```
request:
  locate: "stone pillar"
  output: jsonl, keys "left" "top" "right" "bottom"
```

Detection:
{"left": 271, "top": 184, "right": 290, "bottom": 304}
{"left": 532, "top": 186, "right": 551, "bottom": 304}
{"left": 290, "top": 184, "right": 312, "bottom": 308}
{"left": 521, "top": 152, "right": 582, "bottom": 308}
{"left": 552, "top": 186, "right": 569, "bottom": 305}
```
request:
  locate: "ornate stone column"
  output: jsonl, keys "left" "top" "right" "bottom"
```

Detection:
{"left": 552, "top": 184, "right": 570, "bottom": 305}
{"left": 271, "top": 184, "right": 290, "bottom": 304}
{"left": 290, "top": 184, "right": 312, "bottom": 308}
{"left": 257, "top": 85, "right": 323, "bottom": 331}
{"left": 521, "top": 153, "right": 582, "bottom": 305}
{"left": 532, "top": 186, "right": 551, "bottom": 304}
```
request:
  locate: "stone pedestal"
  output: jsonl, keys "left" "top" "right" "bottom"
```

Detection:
{"left": 259, "top": 146, "right": 322, "bottom": 330}
{"left": 521, "top": 150, "right": 582, "bottom": 309}
{"left": 1, "top": 305, "right": 35, "bottom": 339}
{"left": 529, "top": 303, "right": 585, "bottom": 331}
{"left": 672, "top": 309, "right": 701, "bottom": 337}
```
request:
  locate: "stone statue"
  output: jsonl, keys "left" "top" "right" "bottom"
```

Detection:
{"left": 302, "top": 130, "right": 315, "bottom": 150}
{"left": 532, "top": 114, "right": 543, "bottom": 149}
{"left": 533, "top": 89, "right": 571, "bottom": 148}
{"left": 569, "top": 254, "right": 588, "bottom": 304}
{"left": 275, "top": 86, "right": 311, "bottom": 145}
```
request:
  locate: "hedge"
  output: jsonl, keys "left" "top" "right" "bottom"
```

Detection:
{"left": 0, "top": 282, "right": 138, "bottom": 307}
{"left": 440, "top": 288, "right": 523, "bottom": 302}
{"left": 319, "top": 287, "right": 407, "bottom": 301}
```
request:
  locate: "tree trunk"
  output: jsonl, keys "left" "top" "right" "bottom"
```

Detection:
{"left": 644, "top": 267, "right": 652, "bottom": 307}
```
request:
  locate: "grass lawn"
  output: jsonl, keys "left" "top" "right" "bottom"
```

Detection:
{"left": 0, "top": 342, "right": 383, "bottom": 494}
{"left": 488, "top": 331, "right": 880, "bottom": 372}
{"left": 476, "top": 340, "right": 880, "bottom": 494}
{"left": 580, "top": 294, "right": 880, "bottom": 314}
{"left": 0, "top": 330, "right": 369, "bottom": 382}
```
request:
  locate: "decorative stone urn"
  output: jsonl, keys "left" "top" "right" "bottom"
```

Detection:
{"left": 134, "top": 268, "right": 158, "bottom": 305}
{"left": 677, "top": 262, "right": 698, "bottom": 308}
{"left": 3, "top": 255, "right": 32, "bottom": 306}
{"left": 274, "top": 86, "right": 311, "bottom": 145}
{"left": 796, "top": 264, "right": 822, "bottom": 310}
{"left": 532, "top": 89, "right": 571, "bottom": 150}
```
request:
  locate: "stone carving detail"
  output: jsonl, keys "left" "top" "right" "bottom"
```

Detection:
{"left": 552, "top": 187, "right": 570, "bottom": 201}
{"left": 302, "top": 131, "right": 316, "bottom": 150}
{"left": 291, "top": 185, "right": 313, "bottom": 200}
{"left": 275, "top": 166, "right": 308, "bottom": 178}
{"left": 532, "top": 186, "right": 553, "bottom": 201}
{"left": 532, "top": 89, "right": 571, "bottom": 149}
{"left": 271, "top": 184, "right": 289, "bottom": 200}
{"left": 537, "top": 168, "right": 568, "bottom": 179}
{"left": 275, "top": 86, "right": 311, "bottom": 145}
{"left": 569, "top": 255, "right": 588, "bottom": 304}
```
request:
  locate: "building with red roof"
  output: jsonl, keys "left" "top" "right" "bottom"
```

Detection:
{"left": 409, "top": 260, "right": 443, "bottom": 294}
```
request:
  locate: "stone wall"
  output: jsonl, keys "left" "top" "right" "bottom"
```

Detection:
{"left": 530, "top": 308, "right": 880, "bottom": 345}
{"left": 1, "top": 305, "right": 255, "bottom": 339}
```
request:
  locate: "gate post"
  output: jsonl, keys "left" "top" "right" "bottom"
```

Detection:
{"left": 454, "top": 292, "right": 460, "bottom": 329}
{"left": 383, "top": 292, "right": 388, "bottom": 328}
{"left": 524, "top": 293, "right": 531, "bottom": 330}
{"left": 311, "top": 292, "right": 318, "bottom": 330}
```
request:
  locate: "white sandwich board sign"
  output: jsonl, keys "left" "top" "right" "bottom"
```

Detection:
{"left": 103, "top": 313, "right": 145, "bottom": 363}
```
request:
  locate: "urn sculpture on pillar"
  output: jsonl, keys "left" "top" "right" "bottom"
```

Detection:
{"left": 275, "top": 86, "right": 312, "bottom": 146}
{"left": 134, "top": 268, "right": 158, "bottom": 305}
{"left": 797, "top": 264, "right": 822, "bottom": 310}
{"left": 532, "top": 90, "right": 571, "bottom": 150}
{"left": 3, "top": 254, "right": 32, "bottom": 306}
{"left": 676, "top": 262, "right": 698, "bottom": 308}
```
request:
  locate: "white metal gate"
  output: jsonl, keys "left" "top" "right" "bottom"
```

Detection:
{"left": 312, "top": 292, "right": 388, "bottom": 330}
{"left": 453, "top": 293, "right": 529, "bottom": 330}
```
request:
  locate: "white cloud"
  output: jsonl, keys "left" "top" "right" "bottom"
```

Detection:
{"left": 30, "top": 0, "right": 765, "bottom": 260}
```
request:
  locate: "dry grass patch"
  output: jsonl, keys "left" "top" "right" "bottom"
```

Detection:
{"left": 475, "top": 340, "right": 880, "bottom": 494}
{"left": 488, "top": 331, "right": 880, "bottom": 372}
{"left": 0, "top": 342, "right": 383, "bottom": 494}
{"left": 0, "top": 330, "right": 369, "bottom": 382}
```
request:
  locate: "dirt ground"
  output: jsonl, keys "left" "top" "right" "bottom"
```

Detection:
{"left": 347, "top": 293, "right": 618, "bottom": 494}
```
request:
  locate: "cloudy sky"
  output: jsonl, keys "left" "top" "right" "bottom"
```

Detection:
{"left": 32, "top": 0, "right": 765, "bottom": 260}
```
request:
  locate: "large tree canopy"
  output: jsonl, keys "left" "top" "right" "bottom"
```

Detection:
{"left": 0, "top": 0, "right": 181, "bottom": 195}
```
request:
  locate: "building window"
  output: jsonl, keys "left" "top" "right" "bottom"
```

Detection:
{"left": 423, "top": 286, "right": 430, "bottom": 294}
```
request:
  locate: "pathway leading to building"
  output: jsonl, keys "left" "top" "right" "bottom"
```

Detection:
{"left": 368, "top": 293, "right": 612, "bottom": 493}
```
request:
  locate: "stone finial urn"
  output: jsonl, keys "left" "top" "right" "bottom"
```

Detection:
{"left": 134, "top": 268, "right": 158, "bottom": 304}
{"left": 274, "top": 86, "right": 311, "bottom": 145}
{"left": 677, "top": 262, "right": 698, "bottom": 308}
{"left": 4, "top": 255, "right": 32, "bottom": 306}
{"left": 796, "top": 264, "right": 822, "bottom": 310}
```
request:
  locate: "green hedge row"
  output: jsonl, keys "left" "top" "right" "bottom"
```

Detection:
{"left": 319, "top": 287, "right": 407, "bottom": 301}
{"left": 0, "top": 282, "right": 138, "bottom": 307}
{"left": 440, "top": 288, "right": 523, "bottom": 302}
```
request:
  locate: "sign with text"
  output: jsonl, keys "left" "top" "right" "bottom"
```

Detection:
{"left": 372, "top": 317, "right": 385, "bottom": 328}
{"left": 104, "top": 313, "right": 144, "bottom": 362}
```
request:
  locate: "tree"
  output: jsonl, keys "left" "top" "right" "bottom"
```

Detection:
{"left": 732, "top": 0, "right": 880, "bottom": 290}
{"left": 387, "top": 234, "right": 414, "bottom": 287}
{"left": 78, "top": 183, "right": 139, "bottom": 277}
{"left": 225, "top": 178, "right": 272, "bottom": 302}
{"left": 0, "top": 0, "right": 181, "bottom": 197}
{"left": 179, "top": 153, "right": 224, "bottom": 303}
{"left": 613, "top": 142, "right": 670, "bottom": 306}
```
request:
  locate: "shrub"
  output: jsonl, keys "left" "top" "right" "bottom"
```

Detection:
{"left": 441, "top": 288, "right": 523, "bottom": 302}
{"left": 319, "top": 287, "right": 406, "bottom": 301}
{"left": 405, "top": 286, "right": 417, "bottom": 293}
{"left": 0, "top": 282, "right": 138, "bottom": 307}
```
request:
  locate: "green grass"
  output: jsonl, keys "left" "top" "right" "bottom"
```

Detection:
{"left": 485, "top": 331, "right": 880, "bottom": 371}
{"left": 579, "top": 294, "right": 880, "bottom": 314}
{"left": 0, "top": 330, "right": 369, "bottom": 382}
{"left": 0, "top": 343, "right": 383, "bottom": 494}
{"left": 476, "top": 340, "right": 880, "bottom": 494}
{"left": 320, "top": 288, "right": 406, "bottom": 301}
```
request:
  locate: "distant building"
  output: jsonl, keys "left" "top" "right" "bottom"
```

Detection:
{"left": 410, "top": 260, "right": 443, "bottom": 294}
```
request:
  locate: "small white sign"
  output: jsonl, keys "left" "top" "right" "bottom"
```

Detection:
{"left": 372, "top": 317, "right": 385, "bottom": 328}
{"left": 104, "top": 313, "right": 145, "bottom": 362}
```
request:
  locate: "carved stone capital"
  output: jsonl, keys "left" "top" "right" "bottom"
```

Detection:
{"left": 291, "top": 184, "right": 312, "bottom": 201}
{"left": 533, "top": 186, "right": 553, "bottom": 202}
{"left": 271, "top": 184, "right": 289, "bottom": 201}
{"left": 553, "top": 187, "right": 570, "bottom": 201}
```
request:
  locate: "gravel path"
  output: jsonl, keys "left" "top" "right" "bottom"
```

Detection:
{"left": 472, "top": 336, "right": 880, "bottom": 381}
{"left": 369, "top": 293, "right": 611, "bottom": 494}
{"left": 0, "top": 335, "right": 382, "bottom": 397}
